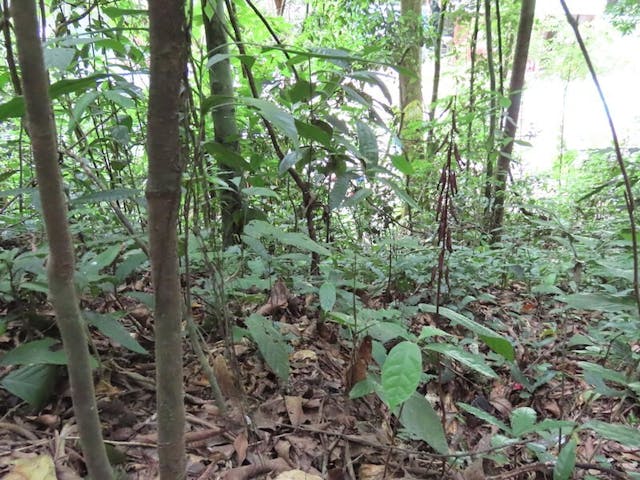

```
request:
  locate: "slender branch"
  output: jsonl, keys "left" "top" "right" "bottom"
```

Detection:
{"left": 559, "top": 0, "right": 640, "bottom": 319}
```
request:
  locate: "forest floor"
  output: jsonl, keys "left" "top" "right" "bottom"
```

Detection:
{"left": 1, "top": 277, "right": 639, "bottom": 480}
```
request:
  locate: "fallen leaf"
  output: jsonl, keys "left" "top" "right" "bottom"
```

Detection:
{"left": 274, "top": 469, "right": 323, "bottom": 480}
{"left": 358, "top": 464, "right": 385, "bottom": 480}
{"left": 6, "top": 455, "right": 56, "bottom": 480}
{"left": 234, "top": 431, "right": 248, "bottom": 464}
{"left": 213, "top": 355, "right": 240, "bottom": 398}
{"left": 344, "top": 335, "right": 372, "bottom": 392}
{"left": 285, "top": 395, "right": 305, "bottom": 427}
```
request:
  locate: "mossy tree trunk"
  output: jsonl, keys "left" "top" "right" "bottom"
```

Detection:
{"left": 10, "top": 1, "right": 112, "bottom": 478}
{"left": 203, "top": 0, "right": 244, "bottom": 247}
{"left": 146, "top": 0, "right": 187, "bottom": 477}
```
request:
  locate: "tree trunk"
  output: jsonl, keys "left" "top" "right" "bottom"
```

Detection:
{"left": 482, "top": 0, "right": 498, "bottom": 211}
{"left": 427, "top": 0, "right": 447, "bottom": 152}
{"left": 146, "top": 0, "right": 187, "bottom": 478}
{"left": 399, "top": 0, "right": 423, "bottom": 218}
{"left": 203, "top": 0, "right": 244, "bottom": 247}
{"left": 10, "top": 1, "right": 112, "bottom": 478}
{"left": 489, "top": 0, "right": 536, "bottom": 242}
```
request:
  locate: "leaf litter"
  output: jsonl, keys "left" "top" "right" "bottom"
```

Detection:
{"left": 0, "top": 279, "right": 639, "bottom": 479}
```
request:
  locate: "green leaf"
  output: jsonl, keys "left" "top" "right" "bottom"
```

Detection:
{"left": 71, "top": 188, "right": 141, "bottom": 206}
{"left": 418, "top": 326, "right": 453, "bottom": 340}
{"left": 319, "top": 282, "right": 336, "bottom": 312}
{"left": 582, "top": 420, "right": 640, "bottom": 447}
{"left": 278, "top": 150, "right": 302, "bottom": 175}
{"left": 242, "top": 187, "right": 278, "bottom": 199}
{"left": 554, "top": 438, "right": 577, "bottom": 480}
{"left": 348, "top": 378, "right": 377, "bottom": 399}
{"left": 279, "top": 232, "right": 331, "bottom": 256}
{"left": 0, "top": 338, "right": 68, "bottom": 365}
{"left": 329, "top": 175, "right": 350, "bottom": 210}
{"left": 391, "top": 154, "right": 414, "bottom": 176}
{"left": 381, "top": 341, "right": 422, "bottom": 410}
{"left": 424, "top": 343, "right": 497, "bottom": 378}
{"left": 343, "top": 188, "right": 372, "bottom": 207}
{"left": 44, "top": 47, "right": 75, "bottom": 70}
{"left": 69, "top": 90, "right": 100, "bottom": 132}
{"left": 203, "top": 141, "right": 250, "bottom": 170}
{"left": 0, "top": 97, "right": 25, "bottom": 120}
{"left": 103, "top": 89, "right": 135, "bottom": 109}
{"left": 0, "top": 364, "right": 60, "bottom": 409}
{"left": 241, "top": 235, "right": 271, "bottom": 260}
{"left": 356, "top": 120, "right": 378, "bottom": 166}
{"left": 558, "top": 293, "right": 636, "bottom": 312}
{"left": 400, "top": 393, "right": 449, "bottom": 454}
{"left": 84, "top": 311, "right": 147, "bottom": 355}
{"left": 295, "top": 120, "right": 332, "bottom": 147}
{"left": 115, "top": 251, "right": 147, "bottom": 283}
{"left": 246, "top": 314, "right": 290, "bottom": 381}
{"left": 418, "top": 304, "right": 515, "bottom": 361}
{"left": 0, "top": 170, "right": 18, "bottom": 182}
{"left": 457, "top": 402, "right": 510, "bottom": 433}
{"left": 49, "top": 74, "right": 108, "bottom": 99}
{"left": 242, "top": 97, "right": 298, "bottom": 148}
{"left": 510, "top": 407, "right": 537, "bottom": 437}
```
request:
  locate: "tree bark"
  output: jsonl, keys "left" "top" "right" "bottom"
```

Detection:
{"left": 146, "top": 0, "right": 187, "bottom": 478}
{"left": 10, "top": 1, "right": 112, "bottom": 478}
{"left": 427, "top": 0, "right": 447, "bottom": 152}
{"left": 203, "top": 0, "right": 244, "bottom": 247}
{"left": 489, "top": 0, "right": 536, "bottom": 242}
{"left": 482, "top": 0, "right": 498, "bottom": 210}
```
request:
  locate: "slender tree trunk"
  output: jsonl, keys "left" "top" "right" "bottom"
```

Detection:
{"left": 399, "top": 0, "right": 423, "bottom": 218}
{"left": 465, "top": 0, "right": 481, "bottom": 165}
{"left": 482, "top": 0, "right": 498, "bottom": 211}
{"left": 10, "top": 2, "right": 112, "bottom": 479}
{"left": 203, "top": 0, "right": 244, "bottom": 247}
{"left": 489, "top": 0, "right": 536, "bottom": 242}
{"left": 147, "top": 0, "right": 187, "bottom": 478}
{"left": 427, "top": 0, "right": 448, "bottom": 152}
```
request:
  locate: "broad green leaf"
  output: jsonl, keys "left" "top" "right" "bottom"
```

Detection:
{"left": 425, "top": 343, "right": 497, "bottom": 378}
{"left": 278, "top": 150, "right": 302, "bottom": 175}
{"left": 582, "top": 420, "right": 640, "bottom": 447}
{"left": 241, "top": 235, "right": 271, "bottom": 260}
{"left": 69, "top": 90, "right": 100, "bottom": 132}
{"left": 49, "top": 74, "right": 108, "bottom": 98}
{"left": 418, "top": 304, "right": 514, "bottom": 361}
{"left": 381, "top": 341, "right": 422, "bottom": 410}
{"left": 104, "top": 89, "right": 135, "bottom": 109}
{"left": 115, "top": 251, "right": 147, "bottom": 283}
{"left": 391, "top": 154, "right": 414, "bottom": 176}
{"left": 20, "top": 281, "right": 48, "bottom": 294}
{"left": 0, "top": 97, "right": 25, "bottom": 120}
{"left": 279, "top": 232, "right": 331, "bottom": 256}
{"left": 71, "top": 188, "right": 141, "bottom": 205}
{"left": 203, "top": 141, "right": 250, "bottom": 170}
{"left": 356, "top": 120, "right": 378, "bottom": 166}
{"left": 246, "top": 314, "right": 290, "bottom": 381}
{"left": 554, "top": 438, "right": 577, "bottom": 480}
{"left": 0, "top": 338, "right": 68, "bottom": 365}
{"left": 319, "top": 282, "right": 336, "bottom": 312}
{"left": 84, "top": 311, "right": 147, "bottom": 355}
{"left": 348, "top": 378, "right": 377, "bottom": 399}
{"left": 0, "top": 364, "right": 60, "bottom": 409}
{"left": 125, "top": 291, "right": 155, "bottom": 308}
{"left": 295, "top": 120, "right": 332, "bottom": 147}
{"left": 418, "top": 326, "right": 453, "bottom": 340}
{"left": 0, "top": 170, "right": 18, "bottom": 182}
{"left": 242, "top": 97, "right": 298, "bottom": 148}
{"left": 243, "top": 220, "right": 280, "bottom": 238}
{"left": 44, "top": 47, "right": 75, "bottom": 70}
{"left": 368, "top": 322, "right": 412, "bottom": 344}
{"left": 379, "top": 177, "right": 419, "bottom": 209}
{"left": 329, "top": 175, "right": 350, "bottom": 210}
{"left": 400, "top": 393, "right": 449, "bottom": 454}
{"left": 457, "top": 402, "right": 510, "bottom": 433}
{"left": 349, "top": 70, "right": 392, "bottom": 104}
{"left": 510, "top": 407, "right": 537, "bottom": 437}
{"left": 558, "top": 293, "right": 636, "bottom": 312}
{"left": 343, "top": 187, "right": 372, "bottom": 207}
{"left": 242, "top": 187, "right": 278, "bottom": 199}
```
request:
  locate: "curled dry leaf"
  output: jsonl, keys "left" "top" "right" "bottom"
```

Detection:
{"left": 344, "top": 335, "right": 372, "bottom": 392}
{"left": 213, "top": 355, "right": 240, "bottom": 398}
{"left": 285, "top": 395, "right": 305, "bottom": 427}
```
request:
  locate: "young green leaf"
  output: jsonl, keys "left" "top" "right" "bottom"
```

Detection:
{"left": 510, "top": 407, "right": 537, "bottom": 437}
{"left": 554, "top": 438, "right": 577, "bottom": 480}
{"left": 400, "top": 393, "right": 449, "bottom": 454}
{"left": 424, "top": 343, "right": 498, "bottom": 378}
{"left": 319, "top": 282, "right": 336, "bottom": 312}
{"left": 1, "top": 364, "right": 60, "bottom": 409}
{"left": 381, "top": 341, "right": 422, "bottom": 410}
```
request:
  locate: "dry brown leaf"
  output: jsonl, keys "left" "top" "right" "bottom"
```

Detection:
{"left": 285, "top": 396, "right": 305, "bottom": 427}
{"left": 274, "top": 470, "right": 323, "bottom": 480}
{"left": 234, "top": 431, "right": 248, "bottom": 464}
{"left": 344, "top": 335, "right": 372, "bottom": 392}
{"left": 358, "top": 464, "right": 385, "bottom": 480}
{"left": 213, "top": 355, "right": 240, "bottom": 398}
{"left": 258, "top": 278, "right": 290, "bottom": 315}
